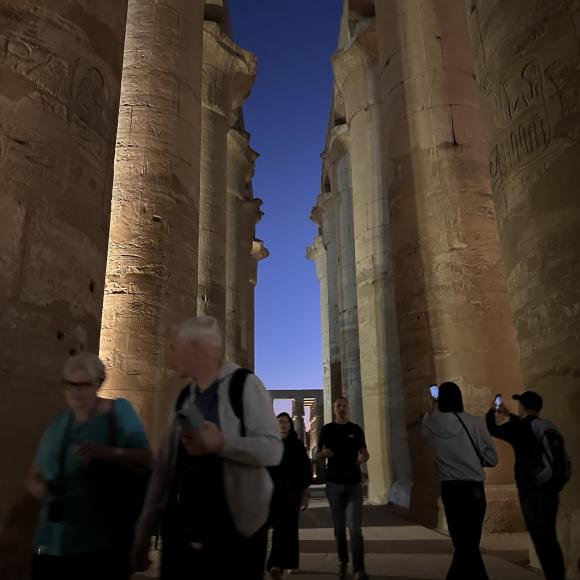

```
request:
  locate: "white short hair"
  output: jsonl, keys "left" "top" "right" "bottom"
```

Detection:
{"left": 62, "top": 352, "right": 106, "bottom": 386}
{"left": 173, "top": 316, "right": 223, "bottom": 350}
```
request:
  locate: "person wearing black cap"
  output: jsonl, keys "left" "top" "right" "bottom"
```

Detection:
{"left": 486, "top": 391, "right": 569, "bottom": 580}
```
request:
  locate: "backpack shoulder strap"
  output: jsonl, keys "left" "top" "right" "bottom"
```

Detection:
{"left": 175, "top": 384, "right": 192, "bottom": 413}
{"left": 229, "top": 368, "right": 252, "bottom": 437}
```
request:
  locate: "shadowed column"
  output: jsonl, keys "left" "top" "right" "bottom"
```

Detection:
{"left": 99, "top": 0, "right": 204, "bottom": 443}
{"left": 247, "top": 239, "right": 269, "bottom": 370}
{"left": 467, "top": 0, "right": 580, "bottom": 569}
{"left": 0, "top": 0, "right": 128, "bottom": 509}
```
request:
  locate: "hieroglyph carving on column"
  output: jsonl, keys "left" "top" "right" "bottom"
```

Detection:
{"left": 0, "top": 0, "right": 128, "bottom": 508}
{"left": 225, "top": 126, "right": 259, "bottom": 365}
{"left": 467, "top": 0, "right": 580, "bottom": 570}
{"left": 99, "top": 0, "right": 204, "bottom": 442}
{"left": 312, "top": 193, "right": 343, "bottom": 410}
{"left": 375, "top": 0, "right": 523, "bottom": 526}
{"left": 332, "top": 20, "right": 411, "bottom": 506}
{"left": 323, "top": 123, "right": 364, "bottom": 430}
{"left": 198, "top": 22, "right": 256, "bottom": 333}
{"left": 307, "top": 237, "right": 332, "bottom": 424}
{"left": 247, "top": 239, "right": 269, "bottom": 370}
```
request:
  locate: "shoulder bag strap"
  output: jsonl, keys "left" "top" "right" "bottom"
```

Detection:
{"left": 229, "top": 368, "right": 252, "bottom": 437}
{"left": 454, "top": 412, "right": 484, "bottom": 467}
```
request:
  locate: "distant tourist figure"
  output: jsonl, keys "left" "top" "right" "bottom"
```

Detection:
{"left": 266, "top": 412, "right": 312, "bottom": 579}
{"left": 131, "top": 316, "right": 283, "bottom": 580}
{"left": 318, "top": 396, "right": 369, "bottom": 580}
{"left": 422, "top": 381, "right": 498, "bottom": 580}
{"left": 486, "top": 391, "right": 570, "bottom": 580}
{"left": 0, "top": 352, "right": 152, "bottom": 580}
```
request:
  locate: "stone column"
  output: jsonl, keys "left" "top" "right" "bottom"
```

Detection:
{"left": 375, "top": 1, "right": 524, "bottom": 526}
{"left": 324, "top": 124, "right": 364, "bottom": 429}
{"left": 198, "top": 22, "right": 256, "bottom": 332}
{"left": 332, "top": 21, "right": 410, "bottom": 505}
{"left": 467, "top": 0, "right": 580, "bottom": 568}
{"left": 225, "top": 126, "right": 258, "bottom": 364}
{"left": 292, "top": 397, "right": 306, "bottom": 441}
{"left": 308, "top": 237, "right": 333, "bottom": 424}
{"left": 0, "top": 1, "right": 128, "bottom": 509}
{"left": 247, "top": 239, "right": 269, "bottom": 370}
{"left": 99, "top": 0, "right": 204, "bottom": 442}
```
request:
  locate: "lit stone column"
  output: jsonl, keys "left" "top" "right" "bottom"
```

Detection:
{"left": 467, "top": 0, "right": 580, "bottom": 567}
{"left": 225, "top": 126, "right": 258, "bottom": 364}
{"left": 247, "top": 239, "right": 269, "bottom": 370}
{"left": 100, "top": 0, "right": 204, "bottom": 442}
{"left": 324, "top": 124, "right": 364, "bottom": 429}
{"left": 332, "top": 21, "right": 409, "bottom": 505}
{"left": 0, "top": 1, "right": 128, "bottom": 508}
{"left": 293, "top": 397, "right": 306, "bottom": 441}
{"left": 198, "top": 22, "right": 256, "bottom": 332}
{"left": 375, "top": 1, "right": 523, "bottom": 525}
{"left": 307, "top": 237, "right": 333, "bottom": 424}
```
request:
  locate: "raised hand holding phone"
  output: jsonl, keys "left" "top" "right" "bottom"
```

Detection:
{"left": 429, "top": 384, "right": 439, "bottom": 400}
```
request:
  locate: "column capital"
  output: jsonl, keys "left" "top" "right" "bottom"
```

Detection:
{"left": 307, "top": 235, "right": 326, "bottom": 262}
{"left": 251, "top": 239, "right": 269, "bottom": 262}
{"left": 242, "top": 196, "right": 264, "bottom": 224}
{"left": 331, "top": 20, "right": 378, "bottom": 91}
{"left": 227, "top": 128, "right": 259, "bottom": 199}
{"left": 202, "top": 21, "right": 257, "bottom": 117}
{"left": 322, "top": 123, "right": 350, "bottom": 162}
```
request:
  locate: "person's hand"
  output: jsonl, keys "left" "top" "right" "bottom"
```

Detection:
{"left": 318, "top": 447, "right": 334, "bottom": 460}
{"left": 356, "top": 450, "right": 369, "bottom": 465}
{"left": 496, "top": 403, "right": 510, "bottom": 418}
{"left": 180, "top": 422, "right": 224, "bottom": 455}
{"left": 76, "top": 443, "right": 108, "bottom": 465}
{"left": 131, "top": 539, "right": 152, "bottom": 572}
{"left": 300, "top": 489, "right": 310, "bottom": 511}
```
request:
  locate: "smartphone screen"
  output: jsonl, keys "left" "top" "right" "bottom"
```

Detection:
{"left": 494, "top": 394, "right": 503, "bottom": 409}
{"left": 429, "top": 384, "right": 439, "bottom": 400}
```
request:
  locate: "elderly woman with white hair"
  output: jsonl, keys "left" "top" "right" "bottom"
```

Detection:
{"left": 22, "top": 352, "right": 152, "bottom": 580}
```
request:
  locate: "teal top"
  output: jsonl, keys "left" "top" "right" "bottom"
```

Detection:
{"left": 34, "top": 398, "right": 150, "bottom": 556}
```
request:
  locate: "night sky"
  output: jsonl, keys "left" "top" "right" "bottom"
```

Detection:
{"left": 229, "top": 1, "right": 343, "bottom": 390}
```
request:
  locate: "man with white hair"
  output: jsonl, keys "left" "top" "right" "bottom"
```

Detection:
{"left": 132, "top": 316, "right": 282, "bottom": 579}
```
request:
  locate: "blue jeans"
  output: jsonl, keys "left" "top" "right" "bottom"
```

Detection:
{"left": 326, "top": 482, "right": 365, "bottom": 573}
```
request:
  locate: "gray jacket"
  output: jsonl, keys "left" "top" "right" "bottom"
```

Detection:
{"left": 134, "top": 362, "right": 283, "bottom": 541}
{"left": 422, "top": 410, "right": 498, "bottom": 482}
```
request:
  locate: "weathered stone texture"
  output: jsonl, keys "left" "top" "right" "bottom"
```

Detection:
{"left": 247, "top": 239, "right": 269, "bottom": 370}
{"left": 99, "top": 0, "right": 204, "bottom": 442}
{"left": 332, "top": 20, "right": 410, "bottom": 506}
{"left": 468, "top": 0, "right": 580, "bottom": 572}
{"left": 375, "top": 0, "right": 523, "bottom": 526}
{"left": 0, "top": 0, "right": 128, "bottom": 508}
{"left": 198, "top": 22, "right": 256, "bottom": 332}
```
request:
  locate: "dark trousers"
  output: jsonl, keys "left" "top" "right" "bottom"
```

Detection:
{"left": 161, "top": 522, "right": 267, "bottom": 580}
{"left": 326, "top": 482, "right": 365, "bottom": 574}
{"left": 441, "top": 480, "right": 489, "bottom": 580}
{"left": 267, "top": 494, "right": 301, "bottom": 571}
{"left": 32, "top": 542, "right": 131, "bottom": 580}
{"left": 519, "top": 488, "right": 565, "bottom": 580}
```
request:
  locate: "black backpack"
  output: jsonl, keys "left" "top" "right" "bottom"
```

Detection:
{"left": 175, "top": 368, "right": 252, "bottom": 435}
{"left": 529, "top": 418, "right": 571, "bottom": 492}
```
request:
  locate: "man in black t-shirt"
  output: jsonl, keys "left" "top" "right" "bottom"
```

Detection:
{"left": 318, "top": 397, "right": 369, "bottom": 580}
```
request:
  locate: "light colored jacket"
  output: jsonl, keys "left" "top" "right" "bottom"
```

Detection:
{"left": 422, "top": 410, "right": 498, "bottom": 482}
{"left": 135, "top": 362, "right": 282, "bottom": 541}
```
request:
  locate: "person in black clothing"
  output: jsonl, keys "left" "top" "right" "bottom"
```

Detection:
{"left": 486, "top": 390, "right": 566, "bottom": 580}
{"left": 318, "top": 397, "right": 369, "bottom": 580}
{"left": 266, "top": 412, "right": 312, "bottom": 579}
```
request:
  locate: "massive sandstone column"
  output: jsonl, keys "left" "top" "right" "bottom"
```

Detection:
{"left": 323, "top": 124, "right": 364, "bottom": 429}
{"left": 225, "top": 125, "right": 258, "bottom": 364}
{"left": 0, "top": 1, "right": 128, "bottom": 508}
{"left": 332, "top": 22, "right": 410, "bottom": 504}
{"left": 375, "top": 1, "right": 523, "bottom": 527}
{"left": 99, "top": 0, "right": 204, "bottom": 442}
{"left": 247, "top": 239, "right": 269, "bottom": 370}
{"left": 308, "top": 237, "right": 333, "bottom": 424}
{"left": 467, "top": 0, "right": 580, "bottom": 568}
{"left": 198, "top": 22, "right": 256, "bottom": 331}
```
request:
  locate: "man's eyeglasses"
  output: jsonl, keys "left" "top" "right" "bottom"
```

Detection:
{"left": 61, "top": 379, "right": 96, "bottom": 389}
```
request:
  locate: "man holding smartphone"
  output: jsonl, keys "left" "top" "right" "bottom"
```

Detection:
{"left": 318, "top": 396, "right": 369, "bottom": 580}
{"left": 131, "top": 316, "right": 283, "bottom": 580}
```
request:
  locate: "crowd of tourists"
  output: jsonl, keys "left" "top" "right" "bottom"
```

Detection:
{"left": 0, "top": 315, "right": 571, "bottom": 580}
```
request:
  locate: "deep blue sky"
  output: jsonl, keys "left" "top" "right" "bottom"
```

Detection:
{"left": 229, "top": 1, "right": 343, "bottom": 389}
